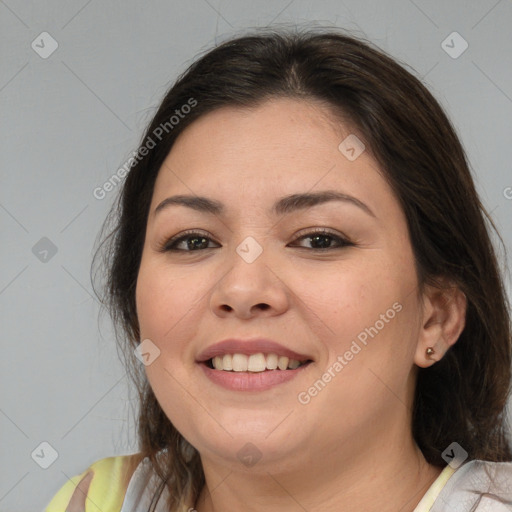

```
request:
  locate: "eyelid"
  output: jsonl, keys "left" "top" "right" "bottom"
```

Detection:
{"left": 292, "top": 226, "right": 348, "bottom": 239}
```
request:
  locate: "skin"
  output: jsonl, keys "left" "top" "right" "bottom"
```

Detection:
{"left": 135, "top": 97, "right": 467, "bottom": 512}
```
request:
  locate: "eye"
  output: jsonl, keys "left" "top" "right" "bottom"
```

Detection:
{"left": 159, "top": 228, "right": 353, "bottom": 253}
{"left": 289, "top": 228, "right": 353, "bottom": 250}
{"left": 159, "top": 230, "right": 219, "bottom": 252}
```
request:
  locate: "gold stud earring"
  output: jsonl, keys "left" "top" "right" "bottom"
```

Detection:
{"left": 426, "top": 347, "right": 435, "bottom": 358}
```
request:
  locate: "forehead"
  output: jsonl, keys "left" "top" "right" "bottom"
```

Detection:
{"left": 170, "top": 97, "right": 350, "bottom": 160}
{"left": 153, "top": 97, "right": 382, "bottom": 192}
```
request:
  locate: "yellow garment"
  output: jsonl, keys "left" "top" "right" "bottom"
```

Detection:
{"left": 44, "top": 453, "right": 143, "bottom": 512}
{"left": 412, "top": 464, "right": 456, "bottom": 511}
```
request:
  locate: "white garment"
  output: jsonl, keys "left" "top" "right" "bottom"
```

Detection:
{"left": 429, "top": 460, "right": 512, "bottom": 511}
{"left": 120, "top": 458, "right": 170, "bottom": 512}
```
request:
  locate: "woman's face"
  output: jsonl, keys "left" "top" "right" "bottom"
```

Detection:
{"left": 136, "top": 97, "right": 424, "bottom": 471}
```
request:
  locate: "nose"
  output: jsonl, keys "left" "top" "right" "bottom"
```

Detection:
{"left": 209, "top": 244, "right": 290, "bottom": 319}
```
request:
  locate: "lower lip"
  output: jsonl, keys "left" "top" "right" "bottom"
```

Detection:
{"left": 198, "top": 362, "right": 312, "bottom": 391}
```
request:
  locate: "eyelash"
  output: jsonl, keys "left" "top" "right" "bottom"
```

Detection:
{"left": 158, "top": 228, "right": 354, "bottom": 253}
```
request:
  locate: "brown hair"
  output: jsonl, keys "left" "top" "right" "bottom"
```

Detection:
{"left": 92, "top": 26, "right": 512, "bottom": 511}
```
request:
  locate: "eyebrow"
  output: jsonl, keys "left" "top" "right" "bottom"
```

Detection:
{"left": 153, "top": 190, "right": 375, "bottom": 218}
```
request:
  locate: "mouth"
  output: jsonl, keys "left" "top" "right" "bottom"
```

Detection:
{"left": 202, "top": 353, "right": 314, "bottom": 372}
{"left": 196, "top": 338, "right": 314, "bottom": 390}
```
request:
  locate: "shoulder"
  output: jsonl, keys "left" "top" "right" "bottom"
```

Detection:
{"left": 431, "top": 459, "right": 512, "bottom": 511}
{"left": 44, "top": 452, "right": 145, "bottom": 512}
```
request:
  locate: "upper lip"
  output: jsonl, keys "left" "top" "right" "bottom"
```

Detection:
{"left": 196, "top": 338, "right": 314, "bottom": 363}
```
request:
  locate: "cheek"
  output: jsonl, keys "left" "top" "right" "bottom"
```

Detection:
{"left": 135, "top": 259, "right": 203, "bottom": 343}
{"left": 306, "top": 259, "right": 419, "bottom": 407}
{"left": 135, "top": 261, "right": 207, "bottom": 435}
{"left": 301, "top": 271, "right": 418, "bottom": 427}
{"left": 299, "top": 259, "right": 407, "bottom": 347}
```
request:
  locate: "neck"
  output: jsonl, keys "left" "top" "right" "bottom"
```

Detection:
{"left": 193, "top": 433, "right": 443, "bottom": 512}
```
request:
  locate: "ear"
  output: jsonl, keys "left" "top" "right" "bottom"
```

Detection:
{"left": 414, "top": 279, "right": 467, "bottom": 368}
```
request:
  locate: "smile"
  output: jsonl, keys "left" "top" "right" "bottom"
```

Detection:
{"left": 207, "top": 352, "right": 311, "bottom": 372}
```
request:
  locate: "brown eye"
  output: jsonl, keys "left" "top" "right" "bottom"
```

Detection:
{"left": 161, "top": 231, "right": 219, "bottom": 252}
{"left": 291, "top": 230, "right": 353, "bottom": 250}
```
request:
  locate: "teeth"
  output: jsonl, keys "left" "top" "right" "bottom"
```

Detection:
{"left": 288, "top": 359, "right": 301, "bottom": 369}
{"left": 222, "top": 354, "right": 232, "bottom": 371}
{"left": 277, "top": 356, "right": 289, "bottom": 370}
{"left": 210, "top": 353, "right": 307, "bottom": 372}
{"left": 247, "top": 353, "right": 266, "bottom": 372}
{"left": 232, "top": 354, "right": 248, "bottom": 372}
{"left": 266, "top": 353, "right": 278, "bottom": 370}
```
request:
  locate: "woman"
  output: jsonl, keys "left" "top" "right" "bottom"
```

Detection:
{"left": 45, "top": 26, "right": 512, "bottom": 511}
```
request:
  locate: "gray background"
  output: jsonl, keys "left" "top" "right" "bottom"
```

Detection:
{"left": 1, "top": 1, "right": 511, "bottom": 510}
